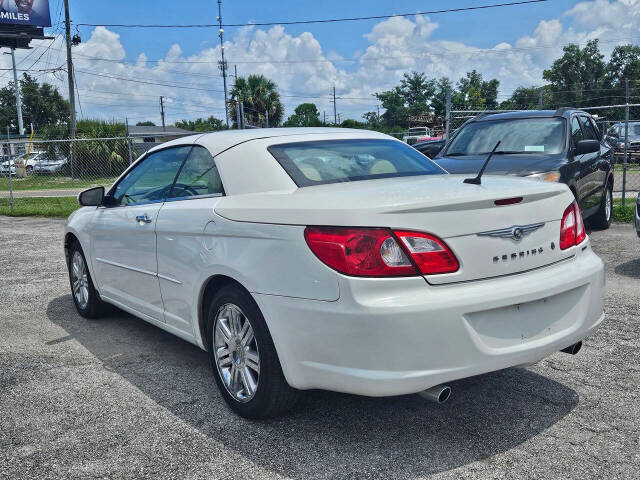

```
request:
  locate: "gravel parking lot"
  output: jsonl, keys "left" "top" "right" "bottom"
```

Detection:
{"left": 1, "top": 216, "right": 639, "bottom": 479}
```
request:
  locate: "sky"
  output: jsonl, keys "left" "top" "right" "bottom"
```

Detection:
{"left": 0, "top": 0, "right": 639, "bottom": 126}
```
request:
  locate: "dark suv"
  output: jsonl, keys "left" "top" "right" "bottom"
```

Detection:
{"left": 433, "top": 109, "right": 615, "bottom": 229}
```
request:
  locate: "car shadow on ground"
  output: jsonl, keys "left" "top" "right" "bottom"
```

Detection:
{"left": 47, "top": 295, "right": 578, "bottom": 479}
{"left": 614, "top": 258, "right": 640, "bottom": 279}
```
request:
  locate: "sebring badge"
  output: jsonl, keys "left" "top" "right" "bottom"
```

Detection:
{"left": 477, "top": 222, "right": 545, "bottom": 241}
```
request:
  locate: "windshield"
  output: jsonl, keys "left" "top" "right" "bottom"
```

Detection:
{"left": 625, "top": 123, "right": 640, "bottom": 136}
{"left": 268, "top": 139, "right": 446, "bottom": 187}
{"left": 445, "top": 117, "right": 565, "bottom": 156}
{"left": 408, "top": 128, "right": 428, "bottom": 135}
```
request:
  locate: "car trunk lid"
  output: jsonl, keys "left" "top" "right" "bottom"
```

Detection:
{"left": 214, "top": 174, "right": 577, "bottom": 283}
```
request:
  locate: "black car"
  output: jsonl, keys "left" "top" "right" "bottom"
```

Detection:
{"left": 605, "top": 121, "right": 640, "bottom": 159}
{"left": 433, "top": 109, "right": 615, "bottom": 229}
{"left": 413, "top": 137, "right": 446, "bottom": 159}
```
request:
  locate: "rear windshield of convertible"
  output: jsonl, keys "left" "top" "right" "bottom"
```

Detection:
{"left": 268, "top": 139, "right": 446, "bottom": 187}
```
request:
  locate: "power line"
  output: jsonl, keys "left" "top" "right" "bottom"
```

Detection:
{"left": 75, "top": 0, "right": 549, "bottom": 28}
{"left": 73, "top": 69, "right": 226, "bottom": 92}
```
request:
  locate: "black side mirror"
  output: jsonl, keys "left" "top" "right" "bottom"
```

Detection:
{"left": 574, "top": 139, "right": 600, "bottom": 155}
{"left": 78, "top": 186, "right": 105, "bottom": 206}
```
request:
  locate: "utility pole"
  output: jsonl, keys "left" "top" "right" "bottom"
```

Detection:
{"left": 9, "top": 49, "right": 24, "bottom": 135}
{"left": 323, "top": 111, "right": 326, "bottom": 125}
{"left": 125, "top": 117, "right": 133, "bottom": 165}
{"left": 445, "top": 86, "right": 451, "bottom": 142}
{"left": 333, "top": 86, "right": 337, "bottom": 125}
{"left": 64, "top": 0, "right": 76, "bottom": 179}
{"left": 234, "top": 64, "right": 241, "bottom": 129}
{"left": 623, "top": 78, "right": 629, "bottom": 207}
{"left": 6, "top": 127, "right": 13, "bottom": 214}
{"left": 538, "top": 87, "right": 543, "bottom": 108}
{"left": 217, "top": 0, "right": 229, "bottom": 128}
{"left": 160, "top": 96, "right": 166, "bottom": 131}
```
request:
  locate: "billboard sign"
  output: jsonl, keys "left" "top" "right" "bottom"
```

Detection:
{"left": 0, "top": 0, "right": 51, "bottom": 28}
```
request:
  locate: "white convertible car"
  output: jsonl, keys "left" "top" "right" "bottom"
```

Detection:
{"left": 65, "top": 128, "right": 605, "bottom": 418}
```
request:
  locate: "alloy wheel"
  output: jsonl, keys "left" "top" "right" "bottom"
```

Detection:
{"left": 605, "top": 188, "right": 612, "bottom": 223}
{"left": 71, "top": 251, "right": 89, "bottom": 309}
{"left": 213, "top": 303, "right": 261, "bottom": 402}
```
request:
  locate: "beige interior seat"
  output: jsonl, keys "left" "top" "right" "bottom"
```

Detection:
{"left": 369, "top": 160, "right": 397, "bottom": 175}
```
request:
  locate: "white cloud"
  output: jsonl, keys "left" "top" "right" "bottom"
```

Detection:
{"left": 3, "top": 0, "right": 640, "bottom": 124}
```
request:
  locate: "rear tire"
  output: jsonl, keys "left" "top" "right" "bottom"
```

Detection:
{"left": 206, "top": 285, "right": 298, "bottom": 419}
{"left": 590, "top": 183, "right": 613, "bottom": 230}
{"left": 67, "top": 241, "right": 109, "bottom": 318}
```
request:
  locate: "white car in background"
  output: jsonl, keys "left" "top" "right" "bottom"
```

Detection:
{"left": 403, "top": 126, "right": 433, "bottom": 145}
{"left": 11, "top": 151, "right": 46, "bottom": 173}
{"left": 32, "top": 154, "right": 68, "bottom": 174}
{"left": 0, "top": 159, "right": 16, "bottom": 176}
{"left": 0, "top": 151, "right": 52, "bottom": 175}
{"left": 65, "top": 128, "right": 605, "bottom": 418}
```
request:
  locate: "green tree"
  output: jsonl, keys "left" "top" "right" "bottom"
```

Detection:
{"left": 230, "top": 74, "right": 284, "bottom": 127}
{"left": 175, "top": 116, "right": 226, "bottom": 132}
{"left": 499, "top": 86, "right": 542, "bottom": 110}
{"left": 136, "top": 121, "right": 156, "bottom": 126}
{"left": 431, "top": 77, "right": 453, "bottom": 118}
{"left": 375, "top": 86, "right": 408, "bottom": 129}
{"left": 605, "top": 44, "right": 640, "bottom": 89}
{"left": 283, "top": 103, "right": 321, "bottom": 127}
{"left": 375, "top": 71, "right": 438, "bottom": 128}
{"left": 0, "top": 73, "right": 70, "bottom": 133}
{"left": 362, "top": 111, "right": 381, "bottom": 130}
{"left": 339, "top": 118, "right": 368, "bottom": 129}
{"left": 455, "top": 70, "right": 500, "bottom": 109}
{"left": 543, "top": 40, "right": 605, "bottom": 106}
{"left": 400, "top": 71, "right": 436, "bottom": 116}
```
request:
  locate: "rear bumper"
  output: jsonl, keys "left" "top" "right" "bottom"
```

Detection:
{"left": 255, "top": 241, "right": 605, "bottom": 396}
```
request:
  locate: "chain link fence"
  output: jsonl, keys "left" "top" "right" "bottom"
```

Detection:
{"left": 0, "top": 133, "right": 195, "bottom": 216}
{"left": 447, "top": 103, "right": 640, "bottom": 204}
{"left": 2, "top": 108, "right": 640, "bottom": 216}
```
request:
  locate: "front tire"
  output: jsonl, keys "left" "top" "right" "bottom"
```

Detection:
{"left": 67, "top": 241, "right": 108, "bottom": 318}
{"left": 590, "top": 183, "right": 613, "bottom": 230}
{"left": 206, "top": 285, "right": 298, "bottom": 419}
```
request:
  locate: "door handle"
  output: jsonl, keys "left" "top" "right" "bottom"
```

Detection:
{"left": 136, "top": 214, "right": 152, "bottom": 224}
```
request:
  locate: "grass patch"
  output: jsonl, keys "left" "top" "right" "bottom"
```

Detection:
{"left": 0, "top": 197, "right": 80, "bottom": 218}
{"left": 0, "top": 175, "right": 117, "bottom": 191}
{"left": 612, "top": 198, "right": 636, "bottom": 223}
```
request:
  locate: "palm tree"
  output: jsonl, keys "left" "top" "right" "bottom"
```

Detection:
{"left": 230, "top": 74, "right": 284, "bottom": 127}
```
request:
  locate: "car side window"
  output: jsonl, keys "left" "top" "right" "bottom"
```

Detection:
{"left": 111, "top": 146, "right": 192, "bottom": 206}
{"left": 169, "top": 146, "right": 224, "bottom": 199}
{"left": 588, "top": 118, "right": 602, "bottom": 141}
{"left": 578, "top": 116, "right": 599, "bottom": 141}
{"left": 570, "top": 117, "right": 583, "bottom": 146}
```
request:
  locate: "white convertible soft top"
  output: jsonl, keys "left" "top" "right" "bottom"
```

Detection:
{"left": 146, "top": 127, "right": 390, "bottom": 158}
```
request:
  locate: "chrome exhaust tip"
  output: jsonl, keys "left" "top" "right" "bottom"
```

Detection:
{"left": 561, "top": 341, "right": 582, "bottom": 355}
{"left": 419, "top": 385, "right": 451, "bottom": 404}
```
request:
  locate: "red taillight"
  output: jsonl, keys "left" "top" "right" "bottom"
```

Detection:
{"left": 394, "top": 231, "right": 459, "bottom": 275}
{"left": 560, "top": 201, "right": 586, "bottom": 250}
{"left": 304, "top": 227, "right": 458, "bottom": 277}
